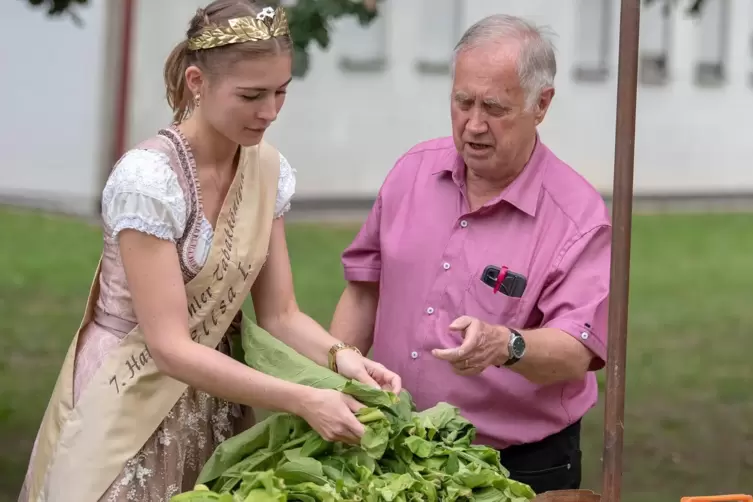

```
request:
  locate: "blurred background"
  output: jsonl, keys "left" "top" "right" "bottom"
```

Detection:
{"left": 1, "top": 0, "right": 752, "bottom": 501}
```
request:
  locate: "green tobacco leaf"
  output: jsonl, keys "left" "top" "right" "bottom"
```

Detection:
{"left": 402, "top": 435, "right": 434, "bottom": 458}
{"left": 235, "top": 470, "right": 286, "bottom": 498}
{"left": 182, "top": 316, "right": 536, "bottom": 502}
{"left": 416, "top": 402, "right": 462, "bottom": 431}
{"left": 301, "top": 434, "right": 333, "bottom": 458}
{"left": 372, "top": 472, "right": 417, "bottom": 500}
{"left": 275, "top": 456, "right": 329, "bottom": 485}
{"left": 286, "top": 481, "right": 340, "bottom": 501}
{"left": 446, "top": 452, "right": 460, "bottom": 474}
{"left": 361, "top": 420, "right": 391, "bottom": 459}
{"left": 197, "top": 412, "right": 309, "bottom": 486}
{"left": 507, "top": 479, "right": 538, "bottom": 499}
{"left": 393, "top": 391, "right": 416, "bottom": 419}
{"left": 342, "top": 380, "right": 399, "bottom": 408}
{"left": 242, "top": 321, "right": 349, "bottom": 391}
{"left": 357, "top": 407, "right": 386, "bottom": 424}
{"left": 168, "top": 489, "right": 224, "bottom": 501}
{"left": 452, "top": 463, "right": 500, "bottom": 489}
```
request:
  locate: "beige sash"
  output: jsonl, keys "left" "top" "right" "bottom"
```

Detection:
{"left": 24, "top": 141, "right": 281, "bottom": 502}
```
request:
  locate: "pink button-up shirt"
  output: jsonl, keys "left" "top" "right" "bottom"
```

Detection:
{"left": 341, "top": 136, "right": 612, "bottom": 449}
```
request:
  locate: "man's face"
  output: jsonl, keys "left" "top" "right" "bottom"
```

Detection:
{"left": 450, "top": 43, "right": 553, "bottom": 180}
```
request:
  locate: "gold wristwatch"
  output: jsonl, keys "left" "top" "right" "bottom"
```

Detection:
{"left": 328, "top": 342, "right": 362, "bottom": 373}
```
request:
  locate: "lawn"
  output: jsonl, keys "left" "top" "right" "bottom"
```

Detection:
{"left": 1, "top": 206, "right": 752, "bottom": 502}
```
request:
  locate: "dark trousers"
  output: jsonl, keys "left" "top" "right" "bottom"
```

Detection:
{"left": 499, "top": 420, "right": 582, "bottom": 494}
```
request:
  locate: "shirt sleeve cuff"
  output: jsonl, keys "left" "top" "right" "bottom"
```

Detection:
{"left": 343, "top": 266, "right": 380, "bottom": 282}
{"left": 544, "top": 319, "right": 607, "bottom": 371}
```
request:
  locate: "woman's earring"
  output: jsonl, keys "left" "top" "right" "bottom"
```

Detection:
{"left": 195, "top": 94, "right": 201, "bottom": 108}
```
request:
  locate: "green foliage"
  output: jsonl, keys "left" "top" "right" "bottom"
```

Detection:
{"left": 170, "top": 320, "right": 535, "bottom": 501}
{"left": 174, "top": 400, "right": 536, "bottom": 501}
{"left": 272, "top": 0, "right": 378, "bottom": 77}
{"left": 26, "top": 0, "right": 86, "bottom": 16}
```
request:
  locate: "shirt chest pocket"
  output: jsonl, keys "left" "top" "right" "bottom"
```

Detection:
{"left": 462, "top": 269, "right": 524, "bottom": 325}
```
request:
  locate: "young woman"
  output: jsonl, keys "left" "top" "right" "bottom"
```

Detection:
{"left": 18, "top": 1, "right": 401, "bottom": 501}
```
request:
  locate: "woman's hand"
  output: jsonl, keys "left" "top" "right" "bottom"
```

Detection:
{"left": 297, "top": 388, "right": 366, "bottom": 444}
{"left": 335, "top": 349, "right": 402, "bottom": 394}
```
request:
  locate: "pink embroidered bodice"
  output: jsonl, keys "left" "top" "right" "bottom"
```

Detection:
{"left": 94, "top": 126, "right": 295, "bottom": 329}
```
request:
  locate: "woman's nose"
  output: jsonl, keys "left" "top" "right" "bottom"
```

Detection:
{"left": 256, "top": 95, "right": 278, "bottom": 122}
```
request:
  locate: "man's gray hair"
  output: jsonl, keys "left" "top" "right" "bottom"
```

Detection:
{"left": 452, "top": 14, "right": 557, "bottom": 109}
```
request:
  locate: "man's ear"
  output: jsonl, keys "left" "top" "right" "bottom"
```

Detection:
{"left": 534, "top": 87, "right": 555, "bottom": 126}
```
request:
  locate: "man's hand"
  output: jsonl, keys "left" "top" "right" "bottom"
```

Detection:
{"left": 432, "top": 316, "right": 509, "bottom": 376}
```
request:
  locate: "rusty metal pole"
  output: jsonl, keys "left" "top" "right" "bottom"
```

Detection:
{"left": 601, "top": 0, "right": 641, "bottom": 501}
{"left": 114, "top": 0, "right": 135, "bottom": 164}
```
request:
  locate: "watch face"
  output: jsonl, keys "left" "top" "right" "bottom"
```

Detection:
{"left": 510, "top": 334, "right": 526, "bottom": 358}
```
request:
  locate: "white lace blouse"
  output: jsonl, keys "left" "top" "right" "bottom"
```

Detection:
{"left": 100, "top": 148, "right": 296, "bottom": 266}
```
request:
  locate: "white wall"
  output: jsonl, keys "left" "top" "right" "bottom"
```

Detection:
{"left": 0, "top": 1, "right": 112, "bottom": 215}
{"left": 127, "top": 0, "right": 753, "bottom": 199}
{"left": 3, "top": 0, "right": 753, "bottom": 218}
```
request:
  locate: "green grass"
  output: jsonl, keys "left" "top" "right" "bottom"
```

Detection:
{"left": 1, "top": 206, "right": 752, "bottom": 502}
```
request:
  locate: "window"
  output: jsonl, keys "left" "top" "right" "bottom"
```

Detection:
{"left": 415, "top": 0, "right": 460, "bottom": 75}
{"left": 572, "top": 0, "right": 612, "bottom": 82}
{"left": 639, "top": 0, "right": 672, "bottom": 86}
{"left": 337, "top": 3, "right": 388, "bottom": 73}
{"left": 693, "top": 0, "right": 730, "bottom": 87}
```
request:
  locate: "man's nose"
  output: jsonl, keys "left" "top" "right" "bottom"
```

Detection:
{"left": 465, "top": 110, "right": 488, "bottom": 134}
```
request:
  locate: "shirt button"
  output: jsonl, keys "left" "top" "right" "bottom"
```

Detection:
{"left": 460, "top": 220, "right": 469, "bottom": 228}
{"left": 411, "top": 351, "right": 419, "bottom": 359}
{"left": 581, "top": 332, "right": 589, "bottom": 340}
{"left": 443, "top": 262, "right": 451, "bottom": 270}
{"left": 426, "top": 307, "right": 435, "bottom": 315}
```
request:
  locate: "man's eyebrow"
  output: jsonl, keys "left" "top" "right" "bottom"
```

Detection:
{"left": 482, "top": 97, "right": 504, "bottom": 108}
{"left": 237, "top": 77, "right": 293, "bottom": 91}
{"left": 453, "top": 92, "right": 505, "bottom": 108}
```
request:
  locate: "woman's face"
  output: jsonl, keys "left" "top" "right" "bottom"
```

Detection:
{"left": 188, "top": 52, "right": 293, "bottom": 147}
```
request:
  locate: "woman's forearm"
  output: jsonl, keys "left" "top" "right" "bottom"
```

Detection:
{"left": 156, "top": 337, "right": 309, "bottom": 415}
{"left": 260, "top": 310, "right": 340, "bottom": 368}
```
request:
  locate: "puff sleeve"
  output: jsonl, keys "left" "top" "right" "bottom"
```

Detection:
{"left": 101, "top": 149, "right": 188, "bottom": 241}
{"left": 275, "top": 152, "right": 296, "bottom": 218}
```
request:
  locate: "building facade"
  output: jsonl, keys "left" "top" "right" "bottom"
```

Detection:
{"left": 2, "top": 0, "right": 752, "bottom": 217}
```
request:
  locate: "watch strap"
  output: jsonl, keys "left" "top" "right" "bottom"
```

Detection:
{"left": 503, "top": 329, "right": 524, "bottom": 367}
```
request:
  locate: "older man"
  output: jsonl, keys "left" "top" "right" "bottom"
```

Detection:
{"left": 330, "top": 14, "right": 611, "bottom": 494}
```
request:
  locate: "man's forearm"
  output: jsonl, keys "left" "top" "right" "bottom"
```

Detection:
{"left": 493, "top": 326, "right": 594, "bottom": 385}
{"left": 330, "top": 282, "right": 379, "bottom": 355}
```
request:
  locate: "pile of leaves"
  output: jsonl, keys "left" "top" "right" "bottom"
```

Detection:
{"left": 172, "top": 383, "right": 535, "bottom": 501}
{"left": 170, "top": 320, "right": 536, "bottom": 501}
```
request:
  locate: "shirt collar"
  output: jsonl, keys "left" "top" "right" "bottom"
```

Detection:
{"left": 434, "top": 135, "right": 547, "bottom": 217}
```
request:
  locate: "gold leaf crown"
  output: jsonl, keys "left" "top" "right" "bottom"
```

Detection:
{"left": 187, "top": 6, "right": 290, "bottom": 51}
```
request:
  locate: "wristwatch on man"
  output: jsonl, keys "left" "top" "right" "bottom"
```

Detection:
{"left": 503, "top": 328, "right": 526, "bottom": 366}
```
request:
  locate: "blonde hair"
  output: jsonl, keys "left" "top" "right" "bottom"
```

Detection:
{"left": 164, "top": 0, "right": 293, "bottom": 123}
